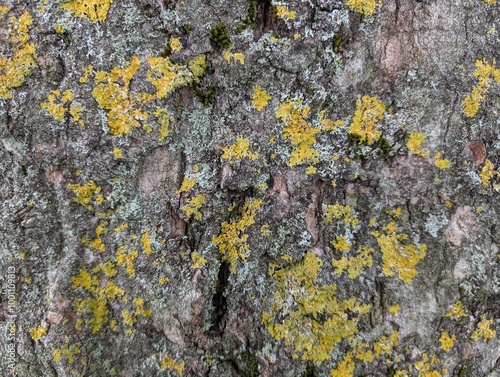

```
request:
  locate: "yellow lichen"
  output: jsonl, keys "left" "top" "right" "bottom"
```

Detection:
{"left": 445, "top": 300, "right": 467, "bottom": 320}
{"left": 251, "top": 86, "right": 272, "bottom": 111}
{"left": 371, "top": 221, "right": 427, "bottom": 283}
{"left": 373, "top": 330, "right": 399, "bottom": 357}
{"left": 121, "top": 310, "right": 137, "bottom": 326}
{"left": 161, "top": 357, "right": 185, "bottom": 375}
{"left": 439, "top": 332, "right": 455, "bottom": 352}
{"left": 348, "top": 95, "right": 386, "bottom": 144}
{"left": 332, "top": 246, "right": 374, "bottom": 279}
{"left": 262, "top": 252, "right": 371, "bottom": 362}
{"left": 188, "top": 54, "right": 206, "bottom": 81}
{"left": 181, "top": 194, "right": 206, "bottom": 220}
{"left": 53, "top": 341, "right": 81, "bottom": 364}
{"left": 323, "top": 202, "right": 360, "bottom": 227}
{"left": 462, "top": 59, "right": 500, "bottom": 117}
{"left": 389, "top": 304, "right": 400, "bottom": 315}
{"left": 212, "top": 199, "right": 262, "bottom": 273}
{"left": 471, "top": 315, "right": 496, "bottom": 342}
{"left": 92, "top": 57, "right": 152, "bottom": 136}
{"left": 141, "top": 230, "right": 154, "bottom": 255}
{"left": 79, "top": 64, "right": 93, "bottom": 83}
{"left": 71, "top": 268, "right": 125, "bottom": 333}
{"left": 260, "top": 224, "right": 271, "bottom": 236}
{"left": 319, "top": 110, "right": 345, "bottom": 131}
{"left": 154, "top": 108, "right": 172, "bottom": 141}
{"left": 275, "top": 5, "right": 296, "bottom": 20}
{"left": 113, "top": 147, "right": 123, "bottom": 159}
{"left": 60, "top": 0, "right": 114, "bottom": 23}
{"left": 147, "top": 56, "right": 192, "bottom": 99}
{"left": 0, "top": 11, "right": 37, "bottom": 99}
{"left": 434, "top": 152, "right": 451, "bottom": 169}
{"left": 479, "top": 159, "right": 500, "bottom": 187}
{"left": 407, "top": 132, "right": 430, "bottom": 156}
{"left": 169, "top": 37, "right": 182, "bottom": 52}
{"left": 221, "top": 137, "right": 259, "bottom": 161}
{"left": 276, "top": 100, "right": 321, "bottom": 166}
{"left": 191, "top": 252, "right": 208, "bottom": 269}
{"left": 177, "top": 177, "right": 196, "bottom": 193}
{"left": 116, "top": 247, "right": 139, "bottom": 277}
{"left": 0, "top": 6, "right": 9, "bottom": 19}
{"left": 67, "top": 180, "right": 102, "bottom": 210}
{"left": 330, "top": 353, "right": 355, "bottom": 377}
{"left": 346, "top": 0, "right": 382, "bottom": 16}
{"left": 305, "top": 165, "right": 317, "bottom": 175}
{"left": 29, "top": 325, "right": 47, "bottom": 341}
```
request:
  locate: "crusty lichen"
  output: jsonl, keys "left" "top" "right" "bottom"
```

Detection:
{"left": 407, "top": 132, "right": 430, "bottom": 157}
{"left": 147, "top": 56, "right": 192, "bottom": 99}
{"left": 60, "top": 0, "right": 114, "bottom": 23}
{"left": 348, "top": 96, "right": 386, "bottom": 145}
{"left": 221, "top": 137, "right": 259, "bottom": 161}
{"left": 181, "top": 194, "right": 206, "bottom": 220}
{"left": 0, "top": 11, "right": 37, "bottom": 99}
{"left": 251, "top": 86, "right": 272, "bottom": 111}
{"left": 371, "top": 221, "right": 427, "bottom": 283}
{"left": 66, "top": 180, "right": 102, "bottom": 210}
{"left": 276, "top": 100, "right": 321, "bottom": 166}
{"left": 262, "top": 252, "right": 371, "bottom": 362}
{"left": 471, "top": 315, "right": 496, "bottom": 342}
{"left": 346, "top": 0, "right": 382, "bottom": 16}
{"left": 212, "top": 198, "right": 262, "bottom": 273}
{"left": 462, "top": 59, "right": 500, "bottom": 117}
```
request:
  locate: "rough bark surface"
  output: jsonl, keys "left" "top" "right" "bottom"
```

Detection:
{"left": 1, "top": 0, "right": 500, "bottom": 376}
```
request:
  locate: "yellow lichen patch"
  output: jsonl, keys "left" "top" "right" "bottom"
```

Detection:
{"left": 223, "top": 50, "right": 245, "bottom": 65}
{"left": 79, "top": 64, "right": 93, "bottom": 83}
{"left": 260, "top": 223, "right": 271, "bottom": 236}
{"left": 67, "top": 180, "right": 102, "bottom": 210}
{"left": 212, "top": 199, "right": 262, "bottom": 273}
{"left": 434, "top": 152, "right": 451, "bottom": 169}
{"left": 319, "top": 110, "right": 345, "bottom": 131}
{"left": 262, "top": 252, "right": 371, "bottom": 362}
{"left": 471, "top": 315, "right": 496, "bottom": 342}
{"left": 141, "top": 230, "right": 154, "bottom": 255}
{"left": 0, "top": 6, "right": 9, "bottom": 19}
{"left": 147, "top": 56, "right": 192, "bottom": 99}
{"left": 92, "top": 261, "right": 117, "bottom": 278}
{"left": 181, "top": 194, "right": 206, "bottom": 220}
{"left": 60, "top": 0, "right": 114, "bottom": 23}
{"left": 87, "top": 221, "right": 108, "bottom": 252}
{"left": 330, "top": 353, "right": 355, "bottom": 377}
{"left": 41, "top": 89, "right": 84, "bottom": 125}
{"left": 0, "top": 11, "right": 37, "bottom": 99}
{"left": 191, "top": 252, "right": 208, "bottom": 269}
{"left": 116, "top": 247, "right": 139, "bottom": 277}
{"left": 373, "top": 330, "right": 399, "bottom": 357}
{"left": 305, "top": 165, "right": 317, "bottom": 175}
{"left": 54, "top": 23, "right": 65, "bottom": 34}
{"left": 221, "top": 137, "right": 259, "bottom": 161}
{"left": 121, "top": 310, "right": 137, "bottom": 326}
{"left": 407, "top": 132, "right": 430, "bottom": 157}
{"left": 330, "top": 235, "right": 352, "bottom": 252}
{"left": 134, "top": 297, "right": 152, "bottom": 318}
{"left": 462, "top": 59, "right": 500, "bottom": 117}
{"left": 439, "top": 332, "right": 455, "bottom": 352}
{"left": 389, "top": 304, "right": 400, "bottom": 314}
{"left": 169, "top": 37, "right": 182, "bottom": 52}
{"left": 371, "top": 221, "right": 427, "bottom": 283}
{"left": 275, "top": 5, "right": 297, "bottom": 20}
{"left": 188, "top": 53, "right": 206, "bottom": 81}
{"left": 161, "top": 357, "right": 185, "bottom": 375}
{"left": 346, "top": 0, "right": 382, "bottom": 17}
{"left": 479, "top": 159, "right": 500, "bottom": 187}
{"left": 348, "top": 95, "right": 386, "bottom": 145}
{"left": 177, "top": 177, "right": 196, "bottom": 193}
{"left": 92, "top": 57, "right": 152, "bottom": 136}
{"left": 445, "top": 300, "right": 467, "bottom": 320}
{"left": 113, "top": 147, "right": 123, "bottom": 159}
{"left": 251, "top": 86, "right": 272, "bottom": 111}
{"left": 276, "top": 100, "right": 321, "bottom": 166}
{"left": 485, "top": 0, "right": 497, "bottom": 4}
{"left": 53, "top": 341, "right": 81, "bottom": 364}
{"left": 29, "top": 325, "right": 47, "bottom": 341}
{"left": 71, "top": 268, "right": 125, "bottom": 333}
{"left": 332, "top": 246, "right": 374, "bottom": 279}
{"left": 413, "top": 353, "right": 445, "bottom": 377}
{"left": 323, "top": 202, "right": 360, "bottom": 227}
{"left": 154, "top": 108, "right": 172, "bottom": 141}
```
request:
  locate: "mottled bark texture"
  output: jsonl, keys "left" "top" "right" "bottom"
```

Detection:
{"left": 1, "top": 0, "right": 500, "bottom": 376}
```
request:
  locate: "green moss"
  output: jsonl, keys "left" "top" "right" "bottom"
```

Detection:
{"left": 192, "top": 84, "right": 215, "bottom": 107}
{"left": 210, "top": 23, "right": 231, "bottom": 50}
{"left": 238, "top": 351, "right": 259, "bottom": 377}
{"left": 333, "top": 34, "right": 344, "bottom": 53}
